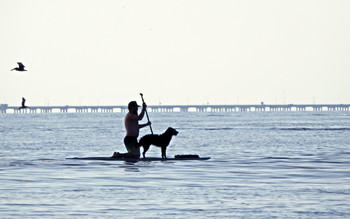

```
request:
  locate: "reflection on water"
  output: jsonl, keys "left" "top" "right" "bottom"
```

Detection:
{"left": 1, "top": 112, "right": 350, "bottom": 218}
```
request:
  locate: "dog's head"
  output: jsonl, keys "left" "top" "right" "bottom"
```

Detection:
{"left": 166, "top": 127, "right": 179, "bottom": 136}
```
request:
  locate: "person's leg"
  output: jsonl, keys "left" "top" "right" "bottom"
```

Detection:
{"left": 111, "top": 150, "right": 140, "bottom": 158}
{"left": 111, "top": 136, "right": 140, "bottom": 158}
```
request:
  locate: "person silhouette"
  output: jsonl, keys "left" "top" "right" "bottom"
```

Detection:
{"left": 112, "top": 101, "right": 151, "bottom": 158}
{"left": 18, "top": 97, "right": 29, "bottom": 110}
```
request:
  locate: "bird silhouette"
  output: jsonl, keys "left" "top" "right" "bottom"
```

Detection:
{"left": 18, "top": 97, "right": 29, "bottom": 110}
{"left": 11, "top": 62, "right": 27, "bottom": 71}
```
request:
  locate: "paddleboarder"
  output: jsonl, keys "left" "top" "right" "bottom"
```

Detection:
{"left": 112, "top": 100, "right": 151, "bottom": 158}
{"left": 18, "top": 97, "right": 29, "bottom": 110}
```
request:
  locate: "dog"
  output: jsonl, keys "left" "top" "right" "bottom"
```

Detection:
{"left": 139, "top": 127, "right": 179, "bottom": 158}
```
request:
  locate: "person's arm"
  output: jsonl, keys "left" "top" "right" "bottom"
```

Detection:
{"left": 139, "top": 121, "right": 151, "bottom": 129}
{"left": 137, "top": 102, "right": 147, "bottom": 120}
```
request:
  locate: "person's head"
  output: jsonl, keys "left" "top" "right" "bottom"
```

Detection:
{"left": 128, "top": 101, "right": 139, "bottom": 113}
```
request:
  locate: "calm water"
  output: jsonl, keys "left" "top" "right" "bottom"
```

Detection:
{"left": 1, "top": 111, "right": 350, "bottom": 218}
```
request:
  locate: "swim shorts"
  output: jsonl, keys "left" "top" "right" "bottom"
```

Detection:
{"left": 124, "top": 136, "right": 140, "bottom": 156}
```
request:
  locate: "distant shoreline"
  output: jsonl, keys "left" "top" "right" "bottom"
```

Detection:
{"left": 1, "top": 104, "right": 349, "bottom": 114}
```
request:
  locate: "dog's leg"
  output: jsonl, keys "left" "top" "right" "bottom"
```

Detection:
{"left": 142, "top": 144, "right": 150, "bottom": 158}
{"left": 161, "top": 146, "right": 167, "bottom": 158}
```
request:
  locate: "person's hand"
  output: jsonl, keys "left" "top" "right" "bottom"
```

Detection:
{"left": 147, "top": 121, "right": 152, "bottom": 126}
{"left": 142, "top": 102, "right": 147, "bottom": 109}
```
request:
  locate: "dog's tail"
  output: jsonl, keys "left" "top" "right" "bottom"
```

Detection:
{"left": 138, "top": 136, "right": 147, "bottom": 147}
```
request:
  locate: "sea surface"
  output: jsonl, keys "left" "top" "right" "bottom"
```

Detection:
{"left": 1, "top": 111, "right": 350, "bottom": 218}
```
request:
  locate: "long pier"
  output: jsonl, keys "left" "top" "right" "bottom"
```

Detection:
{"left": 1, "top": 104, "right": 349, "bottom": 114}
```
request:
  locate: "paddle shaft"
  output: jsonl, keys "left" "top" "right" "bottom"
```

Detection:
{"left": 140, "top": 93, "right": 153, "bottom": 134}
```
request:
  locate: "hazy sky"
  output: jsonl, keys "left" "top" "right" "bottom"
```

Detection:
{"left": 1, "top": 0, "right": 349, "bottom": 106}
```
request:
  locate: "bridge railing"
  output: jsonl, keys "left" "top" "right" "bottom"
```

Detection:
{"left": 1, "top": 104, "right": 349, "bottom": 114}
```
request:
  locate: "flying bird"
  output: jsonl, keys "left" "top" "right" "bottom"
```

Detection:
{"left": 11, "top": 62, "right": 27, "bottom": 71}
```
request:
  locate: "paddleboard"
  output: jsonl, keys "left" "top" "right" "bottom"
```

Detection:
{"left": 67, "top": 155, "right": 210, "bottom": 162}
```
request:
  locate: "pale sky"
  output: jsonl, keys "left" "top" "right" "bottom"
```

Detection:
{"left": 1, "top": 0, "right": 349, "bottom": 106}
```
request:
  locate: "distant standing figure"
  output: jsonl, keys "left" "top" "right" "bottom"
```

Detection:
{"left": 18, "top": 97, "right": 28, "bottom": 110}
{"left": 112, "top": 101, "right": 151, "bottom": 158}
{"left": 11, "top": 62, "right": 27, "bottom": 71}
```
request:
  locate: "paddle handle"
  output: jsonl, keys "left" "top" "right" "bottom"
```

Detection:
{"left": 140, "top": 93, "right": 153, "bottom": 134}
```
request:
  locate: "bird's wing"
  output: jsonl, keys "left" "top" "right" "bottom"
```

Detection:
{"left": 17, "top": 62, "right": 25, "bottom": 68}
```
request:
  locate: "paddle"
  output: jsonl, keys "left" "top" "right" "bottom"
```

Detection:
{"left": 140, "top": 93, "right": 153, "bottom": 134}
